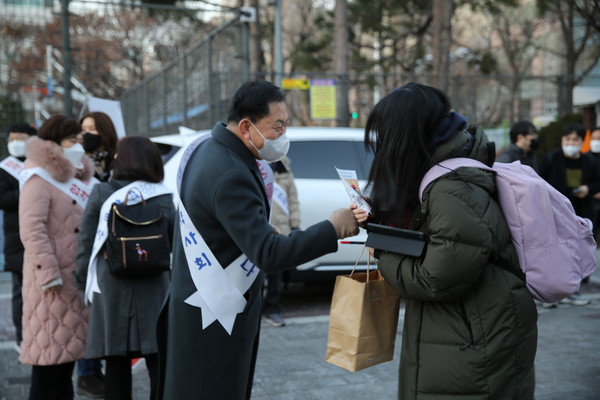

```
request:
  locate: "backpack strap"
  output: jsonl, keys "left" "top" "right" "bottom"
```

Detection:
{"left": 419, "top": 158, "right": 527, "bottom": 284}
{"left": 419, "top": 158, "right": 492, "bottom": 203}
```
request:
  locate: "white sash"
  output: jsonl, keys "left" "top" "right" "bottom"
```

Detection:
{"left": 20, "top": 167, "right": 98, "bottom": 209}
{"left": 176, "top": 133, "right": 274, "bottom": 334}
{"left": 272, "top": 181, "right": 289, "bottom": 216}
{"left": 84, "top": 181, "right": 172, "bottom": 304}
{"left": 0, "top": 156, "right": 24, "bottom": 180}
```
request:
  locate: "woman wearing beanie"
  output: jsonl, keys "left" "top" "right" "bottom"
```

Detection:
{"left": 352, "top": 83, "right": 537, "bottom": 399}
{"left": 19, "top": 114, "right": 97, "bottom": 399}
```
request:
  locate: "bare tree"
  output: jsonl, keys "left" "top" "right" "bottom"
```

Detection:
{"left": 491, "top": 3, "right": 543, "bottom": 122}
{"left": 573, "top": 0, "right": 600, "bottom": 35}
{"left": 432, "top": 0, "right": 454, "bottom": 92}
{"left": 537, "top": 0, "right": 600, "bottom": 114}
{"left": 248, "top": 0, "right": 265, "bottom": 77}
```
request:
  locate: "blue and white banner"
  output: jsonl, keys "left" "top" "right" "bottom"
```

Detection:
{"left": 84, "top": 181, "right": 172, "bottom": 304}
{"left": 272, "top": 182, "right": 289, "bottom": 216}
{"left": 176, "top": 133, "right": 274, "bottom": 334}
{"left": 20, "top": 167, "right": 98, "bottom": 209}
{"left": 0, "top": 156, "right": 24, "bottom": 180}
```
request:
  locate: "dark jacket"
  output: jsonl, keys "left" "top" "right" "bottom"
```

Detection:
{"left": 0, "top": 165, "right": 24, "bottom": 273}
{"left": 377, "top": 128, "right": 537, "bottom": 400}
{"left": 157, "top": 122, "right": 338, "bottom": 400}
{"left": 496, "top": 143, "right": 536, "bottom": 168}
{"left": 538, "top": 149, "right": 600, "bottom": 223}
{"left": 75, "top": 179, "right": 174, "bottom": 358}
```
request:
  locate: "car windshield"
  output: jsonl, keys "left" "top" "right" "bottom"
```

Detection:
{"left": 287, "top": 140, "right": 373, "bottom": 180}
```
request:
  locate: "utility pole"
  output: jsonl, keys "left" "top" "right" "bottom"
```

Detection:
{"left": 334, "top": 0, "right": 349, "bottom": 127}
{"left": 274, "top": 0, "right": 283, "bottom": 87}
{"left": 60, "top": 0, "right": 73, "bottom": 117}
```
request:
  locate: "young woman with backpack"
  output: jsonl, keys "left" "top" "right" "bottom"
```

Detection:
{"left": 352, "top": 82, "right": 538, "bottom": 400}
{"left": 75, "top": 136, "right": 175, "bottom": 400}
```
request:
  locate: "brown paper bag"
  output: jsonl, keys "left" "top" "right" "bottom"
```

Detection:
{"left": 325, "top": 264, "right": 401, "bottom": 372}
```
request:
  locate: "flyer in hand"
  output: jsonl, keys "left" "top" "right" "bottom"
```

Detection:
{"left": 335, "top": 167, "right": 372, "bottom": 215}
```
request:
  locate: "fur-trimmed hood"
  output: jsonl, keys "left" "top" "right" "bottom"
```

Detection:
{"left": 24, "top": 136, "right": 94, "bottom": 182}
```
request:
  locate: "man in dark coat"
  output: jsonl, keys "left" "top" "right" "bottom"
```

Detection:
{"left": 0, "top": 122, "right": 36, "bottom": 346}
{"left": 496, "top": 120, "right": 539, "bottom": 168}
{"left": 157, "top": 80, "right": 358, "bottom": 400}
{"left": 538, "top": 123, "right": 600, "bottom": 227}
{"left": 538, "top": 123, "right": 600, "bottom": 306}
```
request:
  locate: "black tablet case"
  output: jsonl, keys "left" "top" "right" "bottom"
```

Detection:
{"left": 365, "top": 223, "right": 427, "bottom": 257}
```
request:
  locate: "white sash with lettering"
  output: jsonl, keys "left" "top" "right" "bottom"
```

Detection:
{"left": 176, "top": 133, "right": 274, "bottom": 334}
{"left": 84, "top": 181, "right": 172, "bottom": 304}
{"left": 0, "top": 156, "right": 24, "bottom": 180}
{"left": 272, "top": 181, "right": 289, "bottom": 216}
{"left": 19, "top": 167, "right": 98, "bottom": 209}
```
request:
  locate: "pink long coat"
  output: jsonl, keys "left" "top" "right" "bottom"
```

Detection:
{"left": 19, "top": 136, "right": 95, "bottom": 365}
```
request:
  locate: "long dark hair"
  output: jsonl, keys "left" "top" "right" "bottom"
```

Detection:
{"left": 365, "top": 82, "right": 451, "bottom": 226}
{"left": 112, "top": 136, "right": 164, "bottom": 183}
{"left": 79, "top": 111, "right": 118, "bottom": 164}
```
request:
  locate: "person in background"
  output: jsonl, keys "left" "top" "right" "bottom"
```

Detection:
{"left": 496, "top": 120, "right": 539, "bottom": 168}
{"left": 19, "top": 115, "right": 96, "bottom": 399}
{"left": 590, "top": 127, "right": 600, "bottom": 245}
{"left": 538, "top": 123, "right": 600, "bottom": 306}
{"left": 0, "top": 122, "right": 37, "bottom": 350}
{"left": 264, "top": 156, "right": 301, "bottom": 327}
{"left": 75, "top": 136, "right": 174, "bottom": 400}
{"left": 76, "top": 111, "right": 118, "bottom": 396}
{"left": 589, "top": 127, "right": 600, "bottom": 160}
{"left": 79, "top": 111, "right": 118, "bottom": 182}
{"left": 352, "top": 82, "right": 537, "bottom": 400}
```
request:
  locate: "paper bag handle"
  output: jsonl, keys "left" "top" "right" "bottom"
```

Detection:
{"left": 350, "top": 245, "right": 372, "bottom": 282}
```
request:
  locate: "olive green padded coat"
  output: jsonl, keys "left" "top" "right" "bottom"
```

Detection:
{"left": 377, "top": 128, "right": 538, "bottom": 400}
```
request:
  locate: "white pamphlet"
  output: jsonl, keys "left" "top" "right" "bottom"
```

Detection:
{"left": 335, "top": 167, "right": 372, "bottom": 215}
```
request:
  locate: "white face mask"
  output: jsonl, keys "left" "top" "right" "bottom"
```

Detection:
{"left": 590, "top": 140, "right": 600, "bottom": 153}
{"left": 248, "top": 121, "right": 290, "bottom": 163}
{"left": 7, "top": 140, "right": 27, "bottom": 158}
{"left": 562, "top": 145, "right": 581, "bottom": 158}
{"left": 63, "top": 143, "right": 85, "bottom": 169}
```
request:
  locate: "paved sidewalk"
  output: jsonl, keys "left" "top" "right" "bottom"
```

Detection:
{"left": 1, "top": 270, "right": 599, "bottom": 399}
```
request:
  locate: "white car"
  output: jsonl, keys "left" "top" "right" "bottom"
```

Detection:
{"left": 151, "top": 126, "right": 374, "bottom": 282}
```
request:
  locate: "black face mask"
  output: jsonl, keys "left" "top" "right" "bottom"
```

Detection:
{"left": 82, "top": 132, "right": 103, "bottom": 153}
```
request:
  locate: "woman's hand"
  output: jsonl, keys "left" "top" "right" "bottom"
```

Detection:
{"left": 350, "top": 203, "right": 370, "bottom": 228}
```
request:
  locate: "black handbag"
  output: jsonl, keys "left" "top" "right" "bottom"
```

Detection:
{"left": 105, "top": 188, "right": 171, "bottom": 276}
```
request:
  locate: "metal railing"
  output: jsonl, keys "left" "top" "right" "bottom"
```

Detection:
{"left": 119, "top": 14, "right": 250, "bottom": 137}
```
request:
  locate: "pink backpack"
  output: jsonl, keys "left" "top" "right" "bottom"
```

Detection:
{"left": 419, "top": 158, "right": 597, "bottom": 303}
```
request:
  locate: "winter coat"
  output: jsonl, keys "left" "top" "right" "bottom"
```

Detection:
{"left": 157, "top": 122, "right": 338, "bottom": 400}
{"left": 19, "top": 136, "right": 95, "bottom": 365}
{"left": 377, "top": 127, "right": 538, "bottom": 400}
{"left": 495, "top": 143, "right": 537, "bottom": 168}
{"left": 269, "top": 157, "right": 300, "bottom": 235}
{"left": 0, "top": 163, "right": 24, "bottom": 273}
{"left": 537, "top": 149, "right": 600, "bottom": 223}
{"left": 75, "top": 179, "right": 174, "bottom": 358}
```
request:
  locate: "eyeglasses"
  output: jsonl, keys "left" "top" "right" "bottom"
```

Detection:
{"left": 271, "top": 120, "right": 290, "bottom": 133}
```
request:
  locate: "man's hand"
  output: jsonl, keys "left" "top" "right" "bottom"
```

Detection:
{"left": 573, "top": 185, "right": 589, "bottom": 199}
{"left": 329, "top": 208, "right": 359, "bottom": 239}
